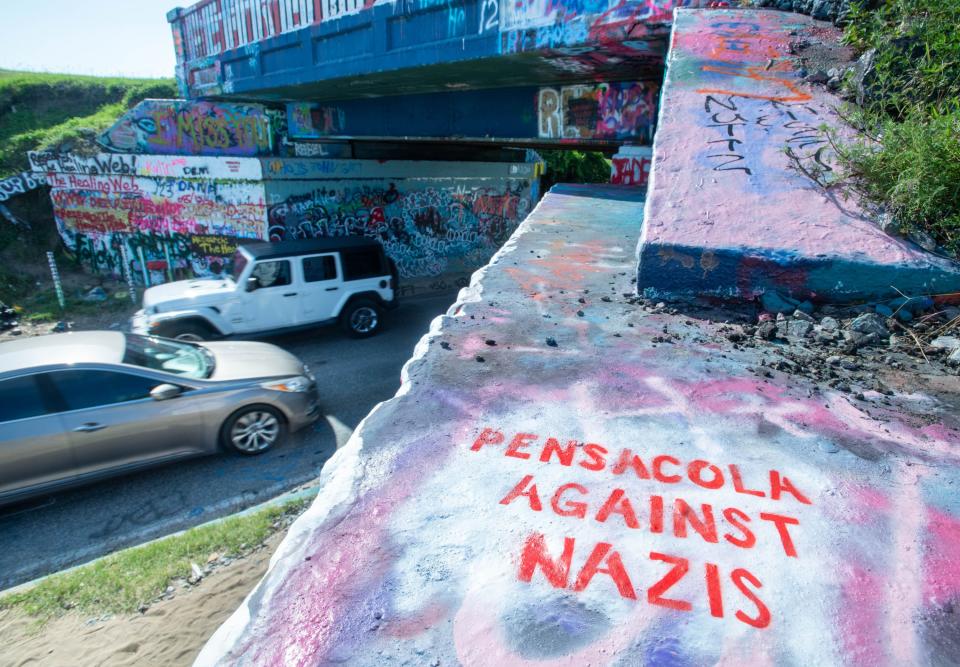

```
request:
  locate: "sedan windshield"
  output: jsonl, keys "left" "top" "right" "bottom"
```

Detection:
{"left": 122, "top": 334, "right": 214, "bottom": 379}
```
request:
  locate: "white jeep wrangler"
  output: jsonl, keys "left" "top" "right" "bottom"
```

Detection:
{"left": 131, "top": 238, "right": 398, "bottom": 341}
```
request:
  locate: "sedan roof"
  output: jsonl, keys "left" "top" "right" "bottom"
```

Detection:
{"left": 0, "top": 331, "right": 125, "bottom": 374}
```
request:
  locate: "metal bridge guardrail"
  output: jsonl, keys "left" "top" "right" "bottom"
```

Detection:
{"left": 170, "top": 0, "right": 340, "bottom": 63}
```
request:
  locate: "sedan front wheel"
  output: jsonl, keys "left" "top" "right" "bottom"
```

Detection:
{"left": 221, "top": 405, "right": 286, "bottom": 455}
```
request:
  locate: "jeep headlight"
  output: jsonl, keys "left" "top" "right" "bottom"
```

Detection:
{"left": 261, "top": 376, "right": 312, "bottom": 393}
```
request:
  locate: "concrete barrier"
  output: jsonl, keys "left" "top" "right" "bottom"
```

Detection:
{"left": 637, "top": 9, "right": 960, "bottom": 303}
{"left": 197, "top": 182, "right": 960, "bottom": 665}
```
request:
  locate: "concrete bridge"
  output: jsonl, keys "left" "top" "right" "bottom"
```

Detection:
{"left": 166, "top": 0, "right": 706, "bottom": 148}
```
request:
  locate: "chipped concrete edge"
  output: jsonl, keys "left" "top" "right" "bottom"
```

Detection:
{"left": 194, "top": 188, "right": 552, "bottom": 664}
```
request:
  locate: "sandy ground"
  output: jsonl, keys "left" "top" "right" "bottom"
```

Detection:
{"left": 0, "top": 533, "right": 279, "bottom": 667}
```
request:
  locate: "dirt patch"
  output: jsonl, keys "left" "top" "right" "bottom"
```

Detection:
{"left": 0, "top": 532, "right": 280, "bottom": 667}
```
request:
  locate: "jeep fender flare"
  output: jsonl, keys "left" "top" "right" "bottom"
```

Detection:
{"left": 337, "top": 291, "right": 391, "bottom": 317}
{"left": 147, "top": 308, "right": 231, "bottom": 337}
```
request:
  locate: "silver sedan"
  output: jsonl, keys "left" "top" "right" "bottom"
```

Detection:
{"left": 0, "top": 331, "right": 320, "bottom": 506}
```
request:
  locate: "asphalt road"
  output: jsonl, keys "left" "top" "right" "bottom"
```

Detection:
{"left": 0, "top": 293, "right": 455, "bottom": 591}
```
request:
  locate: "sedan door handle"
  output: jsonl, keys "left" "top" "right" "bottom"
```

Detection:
{"left": 282, "top": 292, "right": 298, "bottom": 297}
{"left": 325, "top": 287, "right": 339, "bottom": 292}
{"left": 73, "top": 422, "right": 107, "bottom": 433}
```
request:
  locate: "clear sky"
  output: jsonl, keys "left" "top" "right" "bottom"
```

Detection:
{"left": 0, "top": 1, "right": 182, "bottom": 79}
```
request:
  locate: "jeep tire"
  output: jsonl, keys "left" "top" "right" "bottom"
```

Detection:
{"left": 341, "top": 299, "right": 382, "bottom": 338}
{"left": 160, "top": 321, "right": 215, "bottom": 342}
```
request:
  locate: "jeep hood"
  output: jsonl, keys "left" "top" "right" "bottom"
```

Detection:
{"left": 143, "top": 279, "right": 235, "bottom": 311}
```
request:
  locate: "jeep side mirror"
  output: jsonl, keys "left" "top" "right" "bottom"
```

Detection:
{"left": 150, "top": 383, "right": 182, "bottom": 401}
{"left": 245, "top": 277, "right": 260, "bottom": 292}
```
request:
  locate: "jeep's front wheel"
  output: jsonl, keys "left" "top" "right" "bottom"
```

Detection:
{"left": 340, "top": 299, "right": 381, "bottom": 338}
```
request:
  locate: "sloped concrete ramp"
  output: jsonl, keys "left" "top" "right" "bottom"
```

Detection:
{"left": 198, "top": 183, "right": 960, "bottom": 665}
{"left": 639, "top": 9, "right": 960, "bottom": 303}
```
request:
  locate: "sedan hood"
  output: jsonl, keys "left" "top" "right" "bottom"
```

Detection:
{"left": 202, "top": 341, "right": 307, "bottom": 381}
{"left": 143, "top": 279, "right": 235, "bottom": 311}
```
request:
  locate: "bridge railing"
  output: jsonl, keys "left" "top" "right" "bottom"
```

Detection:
{"left": 171, "top": 0, "right": 328, "bottom": 62}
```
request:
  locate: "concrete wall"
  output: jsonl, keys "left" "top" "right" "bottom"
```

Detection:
{"left": 637, "top": 9, "right": 960, "bottom": 302}
{"left": 29, "top": 151, "right": 266, "bottom": 284}
{"left": 31, "top": 151, "right": 539, "bottom": 290}
{"left": 263, "top": 158, "right": 538, "bottom": 291}
{"left": 197, "top": 182, "right": 960, "bottom": 665}
{"left": 99, "top": 99, "right": 276, "bottom": 157}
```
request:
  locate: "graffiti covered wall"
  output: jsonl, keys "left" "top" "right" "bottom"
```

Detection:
{"left": 537, "top": 81, "right": 659, "bottom": 141}
{"left": 33, "top": 151, "right": 538, "bottom": 289}
{"left": 263, "top": 158, "right": 539, "bottom": 291}
{"left": 99, "top": 99, "right": 274, "bottom": 157}
{"left": 637, "top": 9, "right": 960, "bottom": 302}
{"left": 197, "top": 183, "right": 960, "bottom": 665}
{"left": 30, "top": 151, "right": 267, "bottom": 284}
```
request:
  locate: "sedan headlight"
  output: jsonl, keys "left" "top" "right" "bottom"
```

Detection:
{"left": 260, "top": 376, "right": 312, "bottom": 393}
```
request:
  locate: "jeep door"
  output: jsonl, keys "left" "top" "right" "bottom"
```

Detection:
{"left": 236, "top": 259, "right": 300, "bottom": 333}
{"left": 297, "top": 253, "right": 343, "bottom": 324}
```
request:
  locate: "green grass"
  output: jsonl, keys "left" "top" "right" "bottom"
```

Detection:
{"left": 0, "top": 497, "right": 310, "bottom": 622}
{"left": 0, "top": 70, "right": 177, "bottom": 178}
{"left": 831, "top": 0, "right": 960, "bottom": 254}
{"left": 11, "top": 287, "right": 135, "bottom": 324}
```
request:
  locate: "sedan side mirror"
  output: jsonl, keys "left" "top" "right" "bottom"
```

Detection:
{"left": 150, "top": 383, "right": 182, "bottom": 401}
{"left": 245, "top": 277, "right": 260, "bottom": 292}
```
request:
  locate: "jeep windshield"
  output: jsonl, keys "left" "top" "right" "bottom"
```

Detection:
{"left": 230, "top": 250, "right": 249, "bottom": 282}
{"left": 122, "top": 334, "right": 215, "bottom": 379}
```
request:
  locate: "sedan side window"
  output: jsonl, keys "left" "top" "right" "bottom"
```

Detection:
{"left": 0, "top": 375, "right": 49, "bottom": 422}
{"left": 48, "top": 370, "right": 158, "bottom": 411}
{"left": 250, "top": 261, "right": 291, "bottom": 288}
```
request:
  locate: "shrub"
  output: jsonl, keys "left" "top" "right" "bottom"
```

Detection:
{"left": 833, "top": 0, "right": 960, "bottom": 253}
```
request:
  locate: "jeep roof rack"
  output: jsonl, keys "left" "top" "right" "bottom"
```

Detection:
{"left": 240, "top": 237, "right": 383, "bottom": 261}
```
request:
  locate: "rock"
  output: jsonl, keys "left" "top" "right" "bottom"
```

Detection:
{"left": 474, "top": 356, "right": 485, "bottom": 363}
{"left": 82, "top": 286, "right": 108, "bottom": 302}
{"left": 827, "top": 76, "right": 842, "bottom": 90}
{"left": 138, "top": 603, "right": 149, "bottom": 614}
{"left": 576, "top": 310, "right": 585, "bottom": 317}
{"left": 188, "top": 562, "right": 204, "bottom": 585}
{"left": 207, "top": 552, "right": 222, "bottom": 564}
{"left": 944, "top": 307, "right": 960, "bottom": 322}
{"left": 439, "top": 341, "right": 451, "bottom": 350}
{"left": 805, "top": 69, "right": 830, "bottom": 84}
{"left": 793, "top": 309, "right": 814, "bottom": 322}
{"left": 785, "top": 319, "right": 813, "bottom": 338}
{"left": 545, "top": 337, "right": 558, "bottom": 347}
{"left": 761, "top": 291, "right": 801, "bottom": 314}
{"left": 849, "top": 313, "right": 889, "bottom": 338}
{"left": 756, "top": 321, "right": 778, "bottom": 340}
{"left": 875, "top": 304, "right": 894, "bottom": 318}
{"left": 931, "top": 336, "right": 960, "bottom": 350}
{"left": 895, "top": 309, "right": 913, "bottom": 323}
{"left": 949, "top": 348, "right": 960, "bottom": 365}
{"left": 827, "top": 67, "right": 840, "bottom": 79}
{"left": 812, "top": 0, "right": 835, "bottom": 20}
{"left": 851, "top": 48, "right": 877, "bottom": 106}
{"left": 908, "top": 229, "right": 938, "bottom": 252}
{"left": 827, "top": 355, "right": 842, "bottom": 366}
{"left": 820, "top": 316, "right": 839, "bottom": 331}
{"left": 878, "top": 211, "right": 900, "bottom": 235}
{"left": 484, "top": 339, "right": 497, "bottom": 346}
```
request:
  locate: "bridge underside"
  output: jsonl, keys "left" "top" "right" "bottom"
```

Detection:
{"left": 168, "top": 1, "right": 700, "bottom": 147}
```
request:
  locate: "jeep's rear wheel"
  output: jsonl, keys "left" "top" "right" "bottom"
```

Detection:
{"left": 160, "top": 321, "right": 215, "bottom": 342}
{"left": 341, "top": 299, "right": 381, "bottom": 338}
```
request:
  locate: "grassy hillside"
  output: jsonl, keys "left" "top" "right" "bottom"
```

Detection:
{"left": 0, "top": 70, "right": 177, "bottom": 178}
